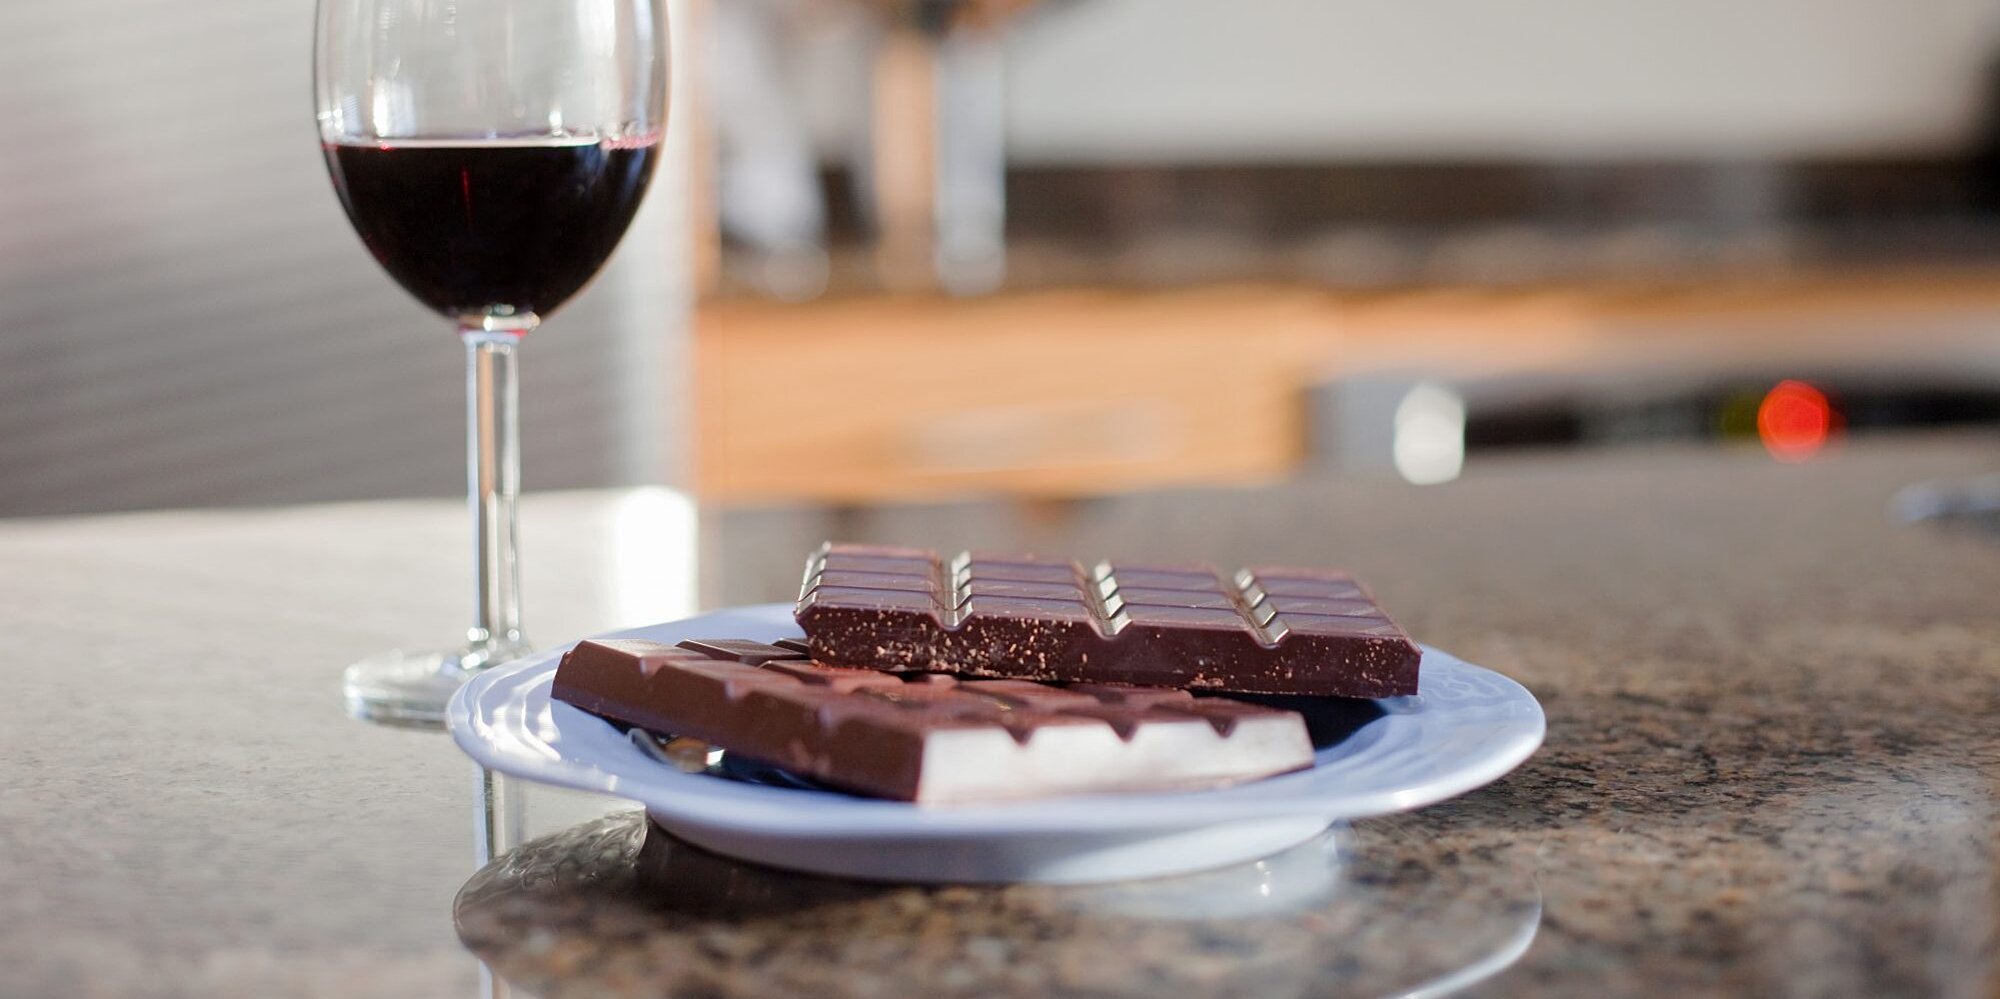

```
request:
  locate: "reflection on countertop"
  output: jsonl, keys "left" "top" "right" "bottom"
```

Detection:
{"left": 454, "top": 812, "right": 1542, "bottom": 999}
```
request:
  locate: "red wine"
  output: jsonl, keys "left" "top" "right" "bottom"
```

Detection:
{"left": 323, "top": 135, "right": 659, "bottom": 325}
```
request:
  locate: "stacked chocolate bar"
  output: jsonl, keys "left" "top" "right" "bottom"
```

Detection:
{"left": 551, "top": 543, "right": 1421, "bottom": 804}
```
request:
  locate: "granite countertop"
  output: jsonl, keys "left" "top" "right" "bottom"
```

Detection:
{"left": 3, "top": 434, "right": 1997, "bottom": 997}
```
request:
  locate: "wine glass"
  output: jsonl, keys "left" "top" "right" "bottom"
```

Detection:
{"left": 315, "top": 0, "right": 668, "bottom": 726}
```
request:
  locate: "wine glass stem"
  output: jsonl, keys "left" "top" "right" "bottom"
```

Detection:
{"left": 464, "top": 328, "right": 526, "bottom": 660}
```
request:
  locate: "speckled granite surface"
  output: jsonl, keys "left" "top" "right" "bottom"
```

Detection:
{"left": 3, "top": 436, "right": 1998, "bottom": 997}
{"left": 455, "top": 813, "right": 1542, "bottom": 999}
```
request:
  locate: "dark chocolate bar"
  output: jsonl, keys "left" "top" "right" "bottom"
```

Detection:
{"left": 795, "top": 543, "right": 1420, "bottom": 698}
{"left": 550, "top": 638, "right": 1315, "bottom": 804}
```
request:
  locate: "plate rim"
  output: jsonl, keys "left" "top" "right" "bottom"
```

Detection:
{"left": 447, "top": 603, "right": 1545, "bottom": 836}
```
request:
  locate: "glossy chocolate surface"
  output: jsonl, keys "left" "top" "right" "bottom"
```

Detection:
{"left": 796, "top": 544, "right": 1421, "bottom": 697}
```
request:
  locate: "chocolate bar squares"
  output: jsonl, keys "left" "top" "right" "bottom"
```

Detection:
{"left": 551, "top": 638, "right": 1315, "bottom": 804}
{"left": 796, "top": 544, "right": 1420, "bottom": 698}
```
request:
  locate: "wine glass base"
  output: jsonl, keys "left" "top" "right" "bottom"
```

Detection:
{"left": 343, "top": 642, "right": 529, "bottom": 730}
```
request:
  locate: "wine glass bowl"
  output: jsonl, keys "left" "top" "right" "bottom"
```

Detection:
{"left": 323, "top": 137, "right": 660, "bottom": 329}
{"left": 315, "top": 0, "right": 668, "bottom": 726}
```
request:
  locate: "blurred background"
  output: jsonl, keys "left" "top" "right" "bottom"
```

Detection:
{"left": 7, "top": 0, "right": 2000, "bottom": 525}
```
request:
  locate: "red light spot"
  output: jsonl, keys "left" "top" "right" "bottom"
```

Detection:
{"left": 1757, "top": 380, "right": 1836, "bottom": 462}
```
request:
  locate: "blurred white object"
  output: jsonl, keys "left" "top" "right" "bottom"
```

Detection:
{"left": 604, "top": 487, "right": 701, "bottom": 628}
{"left": 1890, "top": 473, "right": 2000, "bottom": 526}
{"left": 707, "top": 0, "right": 831, "bottom": 300}
{"left": 705, "top": 0, "right": 1016, "bottom": 295}
{"left": 1313, "top": 375, "right": 1467, "bottom": 484}
{"left": 1002, "top": 0, "right": 2000, "bottom": 162}
{"left": 932, "top": 24, "right": 1009, "bottom": 294}
{"left": 1393, "top": 382, "right": 1469, "bottom": 485}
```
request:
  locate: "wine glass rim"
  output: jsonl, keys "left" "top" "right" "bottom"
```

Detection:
{"left": 312, "top": 124, "right": 656, "bottom": 142}
{"left": 317, "top": 127, "right": 664, "bottom": 147}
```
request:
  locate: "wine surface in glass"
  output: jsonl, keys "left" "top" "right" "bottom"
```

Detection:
{"left": 323, "top": 135, "right": 659, "bottom": 323}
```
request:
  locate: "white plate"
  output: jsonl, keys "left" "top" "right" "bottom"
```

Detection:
{"left": 448, "top": 603, "right": 1545, "bottom": 884}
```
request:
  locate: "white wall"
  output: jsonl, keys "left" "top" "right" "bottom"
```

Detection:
{"left": 0, "top": 0, "right": 691, "bottom": 515}
{"left": 1003, "top": 0, "right": 2000, "bottom": 162}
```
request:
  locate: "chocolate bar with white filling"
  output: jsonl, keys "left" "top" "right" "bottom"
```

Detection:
{"left": 550, "top": 637, "right": 1315, "bottom": 804}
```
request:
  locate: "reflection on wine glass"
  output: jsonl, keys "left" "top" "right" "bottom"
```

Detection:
{"left": 315, "top": 0, "right": 669, "bottom": 725}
